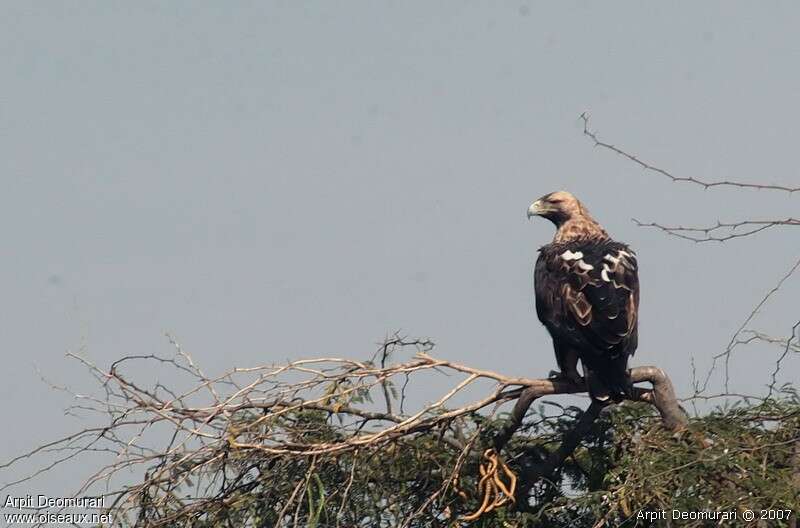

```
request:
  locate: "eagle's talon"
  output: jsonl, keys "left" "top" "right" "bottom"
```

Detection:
{"left": 548, "top": 370, "right": 584, "bottom": 386}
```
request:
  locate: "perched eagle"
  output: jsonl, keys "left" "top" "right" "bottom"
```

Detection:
{"left": 527, "top": 191, "right": 639, "bottom": 402}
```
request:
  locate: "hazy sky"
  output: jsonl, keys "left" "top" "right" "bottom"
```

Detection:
{"left": 2, "top": 2, "right": 798, "bottom": 499}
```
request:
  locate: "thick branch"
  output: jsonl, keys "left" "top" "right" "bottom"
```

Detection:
{"left": 513, "top": 401, "right": 606, "bottom": 508}
{"left": 629, "top": 366, "right": 687, "bottom": 430}
{"left": 490, "top": 366, "right": 686, "bottom": 511}
{"left": 494, "top": 365, "right": 687, "bottom": 454}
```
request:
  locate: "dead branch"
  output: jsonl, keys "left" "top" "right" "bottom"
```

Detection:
{"left": 494, "top": 366, "right": 686, "bottom": 454}
{"left": 699, "top": 256, "right": 800, "bottom": 394}
{"left": 580, "top": 112, "right": 800, "bottom": 193}
{"left": 633, "top": 217, "right": 800, "bottom": 243}
{"left": 0, "top": 337, "right": 687, "bottom": 526}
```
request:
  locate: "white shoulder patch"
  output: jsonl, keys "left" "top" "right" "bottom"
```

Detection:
{"left": 601, "top": 264, "right": 612, "bottom": 282}
{"left": 561, "top": 250, "right": 584, "bottom": 261}
{"left": 604, "top": 250, "right": 633, "bottom": 265}
{"left": 577, "top": 260, "right": 594, "bottom": 271}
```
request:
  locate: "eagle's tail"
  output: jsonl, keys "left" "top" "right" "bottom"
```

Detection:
{"left": 586, "top": 356, "right": 633, "bottom": 403}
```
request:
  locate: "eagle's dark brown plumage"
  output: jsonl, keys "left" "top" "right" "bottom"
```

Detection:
{"left": 528, "top": 191, "right": 639, "bottom": 402}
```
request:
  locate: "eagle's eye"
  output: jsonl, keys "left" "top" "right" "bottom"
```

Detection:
{"left": 549, "top": 198, "right": 563, "bottom": 204}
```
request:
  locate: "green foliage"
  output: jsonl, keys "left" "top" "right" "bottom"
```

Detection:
{"left": 506, "top": 396, "right": 800, "bottom": 527}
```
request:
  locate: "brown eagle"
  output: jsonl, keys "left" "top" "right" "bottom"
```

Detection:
{"left": 527, "top": 191, "right": 639, "bottom": 402}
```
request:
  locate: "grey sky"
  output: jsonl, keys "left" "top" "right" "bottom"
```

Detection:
{"left": 1, "top": 2, "right": 798, "bottom": 499}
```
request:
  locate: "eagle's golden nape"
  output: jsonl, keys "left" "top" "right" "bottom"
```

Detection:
{"left": 529, "top": 191, "right": 639, "bottom": 402}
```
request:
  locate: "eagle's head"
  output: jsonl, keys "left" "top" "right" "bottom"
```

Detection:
{"left": 527, "top": 191, "right": 585, "bottom": 227}
{"left": 527, "top": 191, "right": 608, "bottom": 242}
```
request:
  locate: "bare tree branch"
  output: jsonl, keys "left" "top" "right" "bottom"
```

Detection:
{"left": 0, "top": 337, "right": 686, "bottom": 527}
{"left": 633, "top": 217, "right": 800, "bottom": 243}
{"left": 697, "top": 255, "right": 800, "bottom": 394}
{"left": 580, "top": 112, "right": 800, "bottom": 193}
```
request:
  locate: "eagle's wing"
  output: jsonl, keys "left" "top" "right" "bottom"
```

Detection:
{"left": 578, "top": 245, "right": 639, "bottom": 357}
{"left": 536, "top": 243, "right": 639, "bottom": 358}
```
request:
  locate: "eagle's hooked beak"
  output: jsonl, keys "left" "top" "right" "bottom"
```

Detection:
{"left": 527, "top": 200, "right": 543, "bottom": 219}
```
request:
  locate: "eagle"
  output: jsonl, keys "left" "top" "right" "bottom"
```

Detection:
{"left": 527, "top": 191, "right": 639, "bottom": 402}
